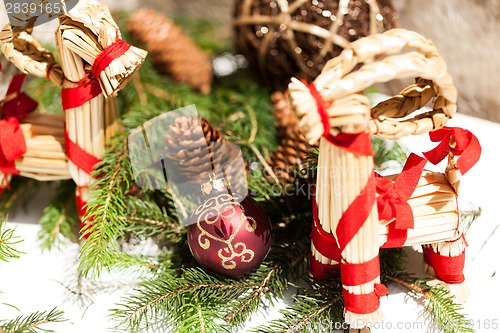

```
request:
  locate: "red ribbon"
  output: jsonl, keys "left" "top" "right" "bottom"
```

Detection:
{"left": 1, "top": 74, "right": 38, "bottom": 120}
{"left": 423, "top": 127, "right": 481, "bottom": 175}
{"left": 311, "top": 192, "right": 342, "bottom": 262}
{"left": 0, "top": 117, "right": 26, "bottom": 175}
{"left": 343, "top": 283, "right": 388, "bottom": 315}
{"left": 336, "top": 172, "right": 377, "bottom": 253}
{"left": 64, "top": 130, "right": 102, "bottom": 175}
{"left": 304, "top": 80, "right": 373, "bottom": 156}
{"left": 76, "top": 186, "right": 95, "bottom": 239}
{"left": 0, "top": 173, "right": 10, "bottom": 192}
{"left": 423, "top": 246, "right": 465, "bottom": 284}
{"left": 309, "top": 254, "right": 340, "bottom": 280}
{"left": 61, "top": 76, "right": 102, "bottom": 110}
{"left": 376, "top": 153, "right": 427, "bottom": 247}
{"left": 61, "top": 73, "right": 103, "bottom": 175}
{"left": 92, "top": 39, "right": 131, "bottom": 79}
{"left": 341, "top": 256, "right": 381, "bottom": 286}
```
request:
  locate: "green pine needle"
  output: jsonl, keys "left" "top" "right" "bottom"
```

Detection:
{"left": 78, "top": 132, "right": 137, "bottom": 277}
{"left": 0, "top": 218, "right": 23, "bottom": 262}
{"left": 425, "top": 284, "right": 475, "bottom": 333}
{"left": 38, "top": 181, "right": 79, "bottom": 250}
{"left": 0, "top": 178, "right": 41, "bottom": 217}
{"left": 372, "top": 137, "right": 408, "bottom": 170}
{"left": 0, "top": 308, "right": 65, "bottom": 333}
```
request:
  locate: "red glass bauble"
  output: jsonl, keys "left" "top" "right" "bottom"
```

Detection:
{"left": 188, "top": 193, "right": 272, "bottom": 277}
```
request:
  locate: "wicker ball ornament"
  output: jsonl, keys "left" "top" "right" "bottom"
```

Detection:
{"left": 233, "top": 0, "right": 399, "bottom": 90}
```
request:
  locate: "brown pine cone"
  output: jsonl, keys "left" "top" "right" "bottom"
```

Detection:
{"left": 268, "top": 91, "right": 311, "bottom": 183}
{"left": 165, "top": 116, "right": 246, "bottom": 193}
{"left": 128, "top": 9, "right": 213, "bottom": 94}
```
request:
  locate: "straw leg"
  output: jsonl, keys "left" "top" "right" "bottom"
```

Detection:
{"left": 316, "top": 137, "right": 383, "bottom": 328}
{"left": 423, "top": 235, "right": 469, "bottom": 303}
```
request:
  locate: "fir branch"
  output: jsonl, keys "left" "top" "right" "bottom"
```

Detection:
{"left": 386, "top": 275, "right": 429, "bottom": 296}
{"left": 0, "top": 308, "right": 65, "bottom": 333}
{"left": 425, "top": 285, "right": 474, "bottom": 333}
{"left": 225, "top": 264, "right": 279, "bottom": 323}
{"left": 388, "top": 276, "right": 474, "bottom": 333}
{"left": 112, "top": 268, "right": 251, "bottom": 332}
{"left": 0, "top": 178, "right": 40, "bottom": 216}
{"left": 372, "top": 137, "right": 408, "bottom": 171}
{"left": 251, "top": 279, "right": 344, "bottom": 333}
{"left": 38, "top": 181, "right": 78, "bottom": 250}
{"left": 284, "top": 295, "right": 342, "bottom": 333}
{"left": 123, "top": 195, "right": 183, "bottom": 242}
{"left": 0, "top": 218, "right": 23, "bottom": 262}
{"left": 78, "top": 133, "right": 136, "bottom": 277}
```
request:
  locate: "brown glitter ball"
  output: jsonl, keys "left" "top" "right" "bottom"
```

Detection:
{"left": 233, "top": 0, "right": 399, "bottom": 90}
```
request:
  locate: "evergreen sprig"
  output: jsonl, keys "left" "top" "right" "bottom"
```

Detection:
{"left": 425, "top": 284, "right": 475, "bottom": 333}
{"left": 78, "top": 132, "right": 140, "bottom": 277}
{"left": 388, "top": 277, "right": 474, "bottom": 333}
{"left": 0, "top": 178, "right": 40, "bottom": 217}
{"left": 112, "top": 226, "right": 311, "bottom": 333}
{"left": 372, "top": 137, "right": 408, "bottom": 170}
{"left": 38, "top": 181, "right": 79, "bottom": 250}
{"left": 0, "top": 308, "right": 65, "bottom": 333}
{"left": 251, "top": 284, "right": 344, "bottom": 333}
{"left": 112, "top": 268, "right": 243, "bottom": 333}
{"left": 0, "top": 218, "right": 23, "bottom": 262}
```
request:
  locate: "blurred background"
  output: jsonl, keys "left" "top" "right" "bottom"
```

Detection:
{"left": 1, "top": 0, "right": 499, "bottom": 122}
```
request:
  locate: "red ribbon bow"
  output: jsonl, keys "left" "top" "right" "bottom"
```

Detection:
{"left": 1, "top": 74, "right": 38, "bottom": 120}
{"left": 0, "top": 117, "right": 27, "bottom": 174}
{"left": 423, "top": 127, "right": 481, "bottom": 175}
{"left": 376, "top": 153, "right": 427, "bottom": 230}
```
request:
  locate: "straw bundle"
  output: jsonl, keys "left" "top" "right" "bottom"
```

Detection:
{"left": 311, "top": 171, "right": 460, "bottom": 259}
{"left": 1, "top": 0, "right": 146, "bottom": 226}
{"left": 16, "top": 113, "right": 71, "bottom": 181}
{"left": 378, "top": 171, "right": 459, "bottom": 247}
{"left": 290, "top": 29, "right": 456, "bottom": 144}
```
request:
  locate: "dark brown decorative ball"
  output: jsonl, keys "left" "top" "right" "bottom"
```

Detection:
{"left": 233, "top": 0, "right": 399, "bottom": 90}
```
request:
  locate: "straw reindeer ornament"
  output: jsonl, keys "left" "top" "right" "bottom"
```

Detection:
{"left": 0, "top": 0, "right": 147, "bottom": 223}
{"left": 289, "top": 29, "right": 481, "bottom": 327}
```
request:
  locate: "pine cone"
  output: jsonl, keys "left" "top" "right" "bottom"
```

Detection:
{"left": 268, "top": 91, "right": 311, "bottom": 183}
{"left": 128, "top": 9, "right": 213, "bottom": 94}
{"left": 165, "top": 116, "right": 246, "bottom": 193}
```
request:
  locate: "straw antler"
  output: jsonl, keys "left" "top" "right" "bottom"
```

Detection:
{"left": 290, "top": 28, "right": 457, "bottom": 143}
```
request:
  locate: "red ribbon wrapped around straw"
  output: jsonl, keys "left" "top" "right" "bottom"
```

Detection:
{"left": 91, "top": 38, "right": 131, "bottom": 79}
